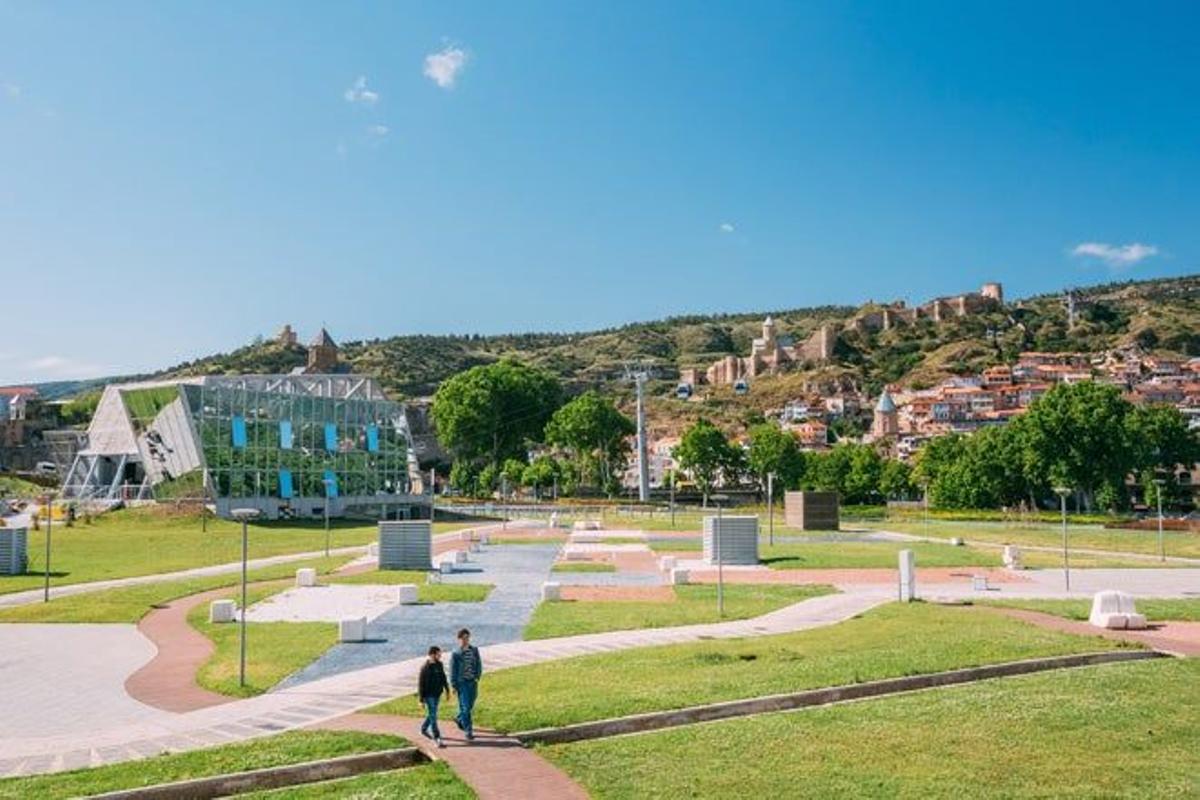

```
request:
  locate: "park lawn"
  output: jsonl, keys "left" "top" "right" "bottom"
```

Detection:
{"left": 551, "top": 562, "right": 616, "bottom": 573}
{"left": 1015, "top": 548, "right": 1195, "bottom": 569}
{"left": 979, "top": 597, "right": 1200, "bottom": 623}
{"left": 0, "top": 507, "right": 378, "bottom": 595}
{"left": 873, "top": 519, "right": 1200, "bottom": 560}
{"left": 372, "top": 603, "right": 1129, "bottom": 732}
{"left": 327, "top": 570, "right": 493, "bottom": 602}
{"left": 242, "top": 762, "right": 474, "bottom": 799}
{"left": 647, "top": 538, "right": 702, "bottom": 552}
{"left": 189, "top": 584, "right": 337, "bottom": 697}
{"left": 0, "top": 730, "right": 405, "bottom": 800}
{"left": 523, "top": 584, "right": 834, "bottom": 640}
{"left": 758, "top": 540, "right": 1000, "bottom": 569}
{"left": 0, "top": 555, "right": 354, "bottom": 624}
{"left": 544, "top": 658, "right": 1199, "bottom": 799}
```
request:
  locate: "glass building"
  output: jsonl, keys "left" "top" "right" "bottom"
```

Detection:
{"left": 61, "top": 374, "right": 429, "bottom": 519}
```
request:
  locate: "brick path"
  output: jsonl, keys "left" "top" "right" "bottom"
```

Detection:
{"left": 314, "top": 713, "right": 588, "bottom": 800}
{"left": 986, "top": 607, "right": 1200, "bottom": 657}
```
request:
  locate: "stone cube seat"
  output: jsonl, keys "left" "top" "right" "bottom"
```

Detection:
{"left": 339, "top": 617, "right": 367, "bottom": 642}
{"left": 670, "top": 568, "right": 689, "bottom": 585}
{"left": 541, "top": 581, "right": 561, "bottom": 601}
{"left": 396, "top": 584, "right": 419, "bottom": 605}
{"left": 1089, "top": 590, "right": 1147, "bottom": 630}
{"left": 1002, "top": 545, "right": 1022, "bottom": 570}
{"left": 209, "top": 599, "right": 236, "bottom": 624}
{"left": 295, "top": 568, "right": 317, "bottom": 587}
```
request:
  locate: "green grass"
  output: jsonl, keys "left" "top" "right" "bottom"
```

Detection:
{"left": 647, "top": 539, "right": 702, "bottom": 551}
{"left": 544, "top": 658, "right": 1199, "bottom": 799}
{"left": 979, "top": 597, "right": 1200, "bottom": 622}
{"left": 874, "top": 519, "right": 1200, "bottom": 560}
{"left": 551, "top": 562, "right": 617, "bottom": 573}
{"left": 0, "top": 475, "right": 44, "bottom": 498}
{"left": 0, "top": 507, "right": 379, "bottom": 595}
{"left": 373, "top": 603, "right": 1130, "bottom": 732}
{"left": 0, "top": 555, "right": 354, "bottom": 623}
{"left": 327, "top": 569, "right": 493, "bottom": 602}
{"left": 0, "top": 730, "right": 405, "bottom": 800}
{"left": 523, "top": 584, "right": 834, "bottom": 640}
{"left": 242, "top": 762, "right": 475, "bottom": 799}
{"left": 189, "top": 584, "right": 337, "bottom": 696}
{"left": 759, "top": 540, "right": 1000, "bottom": 569}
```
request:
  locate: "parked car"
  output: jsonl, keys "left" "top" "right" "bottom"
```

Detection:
{"left": 34, "top": 462, "right": 59, "bottom": 476}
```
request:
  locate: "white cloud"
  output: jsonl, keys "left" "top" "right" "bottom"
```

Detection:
{"left": 1070, "top": 241, "right": 1159, "bottom": 270}
{"left": 423, "top": 45, "right": 468, "bottom": 89}
{"left": 719, "top": 222, "right": 735, "bottom": 234}
{"left": 343, "top": 75, "right": 379, "bottom": 105}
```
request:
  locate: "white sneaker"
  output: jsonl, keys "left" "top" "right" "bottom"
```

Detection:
{"left": 436, "top": 737, "right": 446, "bottom": 748}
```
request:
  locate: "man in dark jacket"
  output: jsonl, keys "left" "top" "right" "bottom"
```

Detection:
{"left": 449, "top": 628, "right": 483, "bottom": 741}
{"left": 418, "top": 646, "right": 450, "bottom": 747}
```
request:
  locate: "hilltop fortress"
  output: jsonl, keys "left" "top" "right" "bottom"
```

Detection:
{"left": 689, "top": 282, "right": 1003, "bottom": 387}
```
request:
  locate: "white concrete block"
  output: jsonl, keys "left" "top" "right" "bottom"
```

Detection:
{"left": 542, "top": 581, "right": 562, "bottom": 601}
{"left": 209, "top": 599, "right": 236, "bottom": 624}
{"left": 949, "top": 537, "right": 964, "bottom": 547}
{"left": 367, "top": 543, "right": 379, "bottom": 557}
{"left": 659, "top": 555, "right": 677, "bottom": 572}
{"left": 453, "top": 549, "right": 468, "bottom": 564}
{"left": 670, "top": 568, "right": 690, "bottom": 585}
{"left": 898, "top": 549, "right": 916, "bottom": 602}
{"left": 295, "top": 568, "right": 317, "bottom": 588}
{"left": 339, "top": 617, "right": 367, "bottom": 642}
{"left": 396, "top": 584, "right": 420, "bottom": 605}
{"left": 1002, "top": 545, "right": 1022, "bottom": 570}
{"left": 439, "top": 560, "right": 454, "bottom": 574}
{"left": 1089, "top": 591, "right": 1147, "bottom": 630}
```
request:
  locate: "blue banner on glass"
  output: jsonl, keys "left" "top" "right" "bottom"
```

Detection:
{"left": 324, "top": 423, "right": 337, "bottom": 451}
{"left": 279, "top": 469, "right": 294, "bottom": 499}
{"left": 231, "top": 415, "right": 247, "bottom": 449}
{"left": 323, "top": 469, "right": 338, "bottom": 497}
{"left": 279, "top": 420, "right": 293, "bottom": 450}
{"left": 366, "top": 424, "right": 379, "bottom": 453}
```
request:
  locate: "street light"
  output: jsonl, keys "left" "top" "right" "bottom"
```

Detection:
{"left": 230, "top": 507, "right": 261, "bottom": 688}
{"left": 42, "top": 493, "right": 53, "bottom": 603}
{"left": 1153, "top": 478, "right": 1167, "bottom": 563}
{"left": 322, "top": 478, "right": 334, "bottom": 558}
{"left": 711, "top": 493, "right": 730, "bottom": 618}
{"left": 1053, "top": 486, "right": 1072, "bottom": 591}
{"left": 766, "top": 472, "right": 775, "bottom": 547}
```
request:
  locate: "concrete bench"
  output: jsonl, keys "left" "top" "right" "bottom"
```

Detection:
{"left": 339, "top": 617, "right": 367, "bottom": 642}
{"left": 209, "top": 599, "right": 236, "bottom": 624}
{"left": 1002, "top": 545, "right": 1022, "bottom": 570}
{"left": 670, "top": 568, "right": 690, "bottom": 585}
{"left": 396, "top": 584, "right": 419, "bottom": 605}
{"left": 295, "top": 568, "right": 317, "bottom": 588}
{"left": 542, "top": 581, "right": 562, "bottom": 601}
{"left": 1089, "top": 591, "right": 1147, "bottom": 630}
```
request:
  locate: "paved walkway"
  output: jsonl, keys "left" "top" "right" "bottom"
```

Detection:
{"left": 0, "top": 591, "right": 884, "bottom": 776}
{"left": 314, "top": 713, "right": 589, "bottom": 800}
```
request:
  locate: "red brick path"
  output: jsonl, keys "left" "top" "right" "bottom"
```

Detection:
{"left": 315, "top": 713, "right": 589, "bottom": 800}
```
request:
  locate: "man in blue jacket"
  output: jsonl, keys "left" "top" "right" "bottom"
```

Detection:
{"left": 449, "top": 627, "right": 483, "bottom": 741}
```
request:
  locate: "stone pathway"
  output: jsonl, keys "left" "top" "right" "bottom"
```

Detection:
{"left": 314, "top": 713, "right": 589, "bottom": 800}
{"left": 0, "top": 591, "right": 884, "bottom": 776}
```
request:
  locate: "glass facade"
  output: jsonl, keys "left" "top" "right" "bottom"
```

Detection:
{"left": 181, "top": 383, "right": 412, "bottom": 501}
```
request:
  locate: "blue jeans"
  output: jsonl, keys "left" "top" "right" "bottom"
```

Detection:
{"left": 420, "top": 694, "right": 442, "bottom": 739}
{"left": 455, "top": 680, "right": 478, "bottom": 734}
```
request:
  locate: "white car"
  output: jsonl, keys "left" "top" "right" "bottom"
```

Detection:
{"left": 34, "top": 462, "right": 59, "bottom": 476}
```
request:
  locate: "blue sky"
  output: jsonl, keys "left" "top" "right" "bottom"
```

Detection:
{"left": 2, "top": 1, "right": 1197, "bottom": 384}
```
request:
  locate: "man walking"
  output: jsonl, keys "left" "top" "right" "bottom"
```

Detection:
{"left": 450, "top": 627, "right": 483, "bottom": 741}
{"left": 417, "top": 646, "right": 450, "bottom": 748}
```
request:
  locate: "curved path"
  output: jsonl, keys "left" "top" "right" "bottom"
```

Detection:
{"left": 0, "top": 590, "right": 885, "bottom": 777}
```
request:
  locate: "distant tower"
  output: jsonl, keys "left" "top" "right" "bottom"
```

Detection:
{"left": 306, "top": 328, "right": 339, "bottom": 373}
{"left": 277, "top": 324, "right": 298, "bottom": 346}
{"left": 872, "top": 389, "right": 899, "bottom": 439}
{"left": 762, "top": 316, "right": 777, "bottom": 349}
{"left": 980, "top": 282, "right": 1004, "bottom": 304}
{"left": 1064, "top": 289, "right": 1077, "bottom": 329}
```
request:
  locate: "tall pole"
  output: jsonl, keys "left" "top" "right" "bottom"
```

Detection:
{"left": 634, "top": 372, "right": 650, "bottom": 503}
{"left": 1056, "top": 490, "right": 1070, "bottom": 591}
{"left": 323, "top": 479, "right": 331, "bottom": 558}
{"left": 716, "top": 501, "right": 724, "bottom": 618}
{"left": 1155, "top": 480, "right": 1165, "bottom": 562}
{"left": 669, "top": 476, "right": 676, "bottom": 529}
{"left": 767, "top": 472, "right": 775, "bottom": 547}
{"left": 429, "top": 467, "right": 436, "bottom": 524}
{"left": 43, "top": 495, "right": 52, "bottom": 603}
{"left": 239, "top": 516, "right": 248, "bottom": 688}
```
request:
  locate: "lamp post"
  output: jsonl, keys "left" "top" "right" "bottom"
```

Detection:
{"left": 1053, "top": 486, "right": 1071, "bottom": 591}
{"left": 1153, "top": 478, "right": 1166, "bottom": 563}
{"left": 712, "top": 493, "right": 730, "bottom": 618}
{"left": 230, "top": 507, "right": 261, "bottom": 689}
{"left": 42, "top": 493, "right": 53, "bottom": 603}
{"left": 322, "top": 478, "right": 333, "bottom": 558}
{"left": 767, "top": 472, "right": 775, "bottom": 547}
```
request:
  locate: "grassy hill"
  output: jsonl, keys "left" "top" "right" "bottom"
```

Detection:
{"left": 32, "top": 274, "right": 1197, "bottom": 439}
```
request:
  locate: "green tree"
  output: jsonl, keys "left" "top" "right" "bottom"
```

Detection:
{"left": 879, "top": 458, "right": 914, "bottom": 500}
{"left": 501, "top": 458, "right": 527, "bottom": 494}
{"left": 431, "top": 359, "right": 562, "bottom": 469}
{"left": 1127, "top": 403, "right": 1200, "bottom": 506}
{"left": 1018, "top": 382, "right": 1136, "bottom": 510}
{"left": 746, "top": 423, "right": 805, "bottom": 492}
{"left": 674, "top": 418, "right": 742, "bottom": 505}
{"left": 544, "top": 391, "right": 636, "bottom": 493}
{"left": 522, "top": 456, "right": 559, "bottom": 498}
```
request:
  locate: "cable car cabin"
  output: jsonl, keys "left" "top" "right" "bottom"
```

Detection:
{"left": 675, "top": 382, "right": 693, "bottom": 400}
{"left": 733, "top": 379, "right": 750, "bottom": 395}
